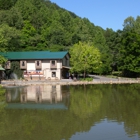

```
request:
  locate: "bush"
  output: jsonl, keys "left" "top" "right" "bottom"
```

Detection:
{"left": 80, "top": 77, "right": 93, "bottom": 81}
{"left": 4, "top": 61, "right": 24, "bottom": 79}
{"left": 112, "top": 71, "right": 121, "bottom": 76}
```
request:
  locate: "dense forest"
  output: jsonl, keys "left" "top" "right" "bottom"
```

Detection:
{"left": 0, "top": 0, "right": 140, "bottom": 77}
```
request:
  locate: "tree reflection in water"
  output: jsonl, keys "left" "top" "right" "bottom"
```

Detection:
{"left": 0, "top": 85, "right": 6, "bottom": 112}
{"left": 69, "top": 85, "right": 102, "bottom": 119}
{"left": 0, "top": 84, "right": 140, "bottom": 140}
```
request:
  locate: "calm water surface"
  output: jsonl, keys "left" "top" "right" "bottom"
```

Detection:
{"left": 0, "top": 84, "right": 140, "bottom": 140}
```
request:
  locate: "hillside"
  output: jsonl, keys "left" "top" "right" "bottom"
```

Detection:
{"left": 0, "top": 0, "right": 103, "bottom": 52}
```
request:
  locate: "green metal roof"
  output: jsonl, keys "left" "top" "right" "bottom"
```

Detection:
{"left": 0, "top": 51, "right": 68, "bottom": 60}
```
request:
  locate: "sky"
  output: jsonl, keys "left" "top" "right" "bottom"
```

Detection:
{"left": 50, "top": 0, "right": 140, "bottom": 31}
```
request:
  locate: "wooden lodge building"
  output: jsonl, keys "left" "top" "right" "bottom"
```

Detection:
{"left": 0, "top": 51, "right": 70, "bottom": 80}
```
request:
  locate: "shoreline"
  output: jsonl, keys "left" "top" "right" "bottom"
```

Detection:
{"left": 1, "top": 79, "right": 140, "bottom": 87}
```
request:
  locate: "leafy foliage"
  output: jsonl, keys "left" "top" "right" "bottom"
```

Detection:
{"left": 118, "top": 16, "right": 140, "bottom": 77}
{"left": 80, "top": 77, "right": 93, "bottom": 81}
{"left": 0, "top": 0, "right": 97, "bottom": 52}
{"left": 0, "top": 0, "right": 17, "bottom": 10}
{"left": 93, "top": 29, "right": 112, "bottom": 74}
{"left": 10, "top": 61, "right": 23, "bottom": 79}
{"left": 0, "top": 55, "right": 7, "bottom": 65}
{"left": 70, "top": 42, "right": 102, "bottom": 77}
{"left": 0, "top": 24, "right": 21, "bottom": 51}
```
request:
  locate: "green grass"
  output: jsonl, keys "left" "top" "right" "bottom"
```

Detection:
{"left": 112, "top": 71, "right": 122, "bottom": 76}
{"left": 105, "top": 75, "right": 118, "bottom": 78}
{"left": 80, "top": 77, "right": 93, "bottom": 81}
{"left": 105, "top": 71, "right": 122, "bottom": 78}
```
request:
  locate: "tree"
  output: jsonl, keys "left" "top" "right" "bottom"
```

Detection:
{"left": 0, "top": 24, "right": 21, "bottom": 51}
{"left": 70, "top": 42, "right": 102, "bottom": 78}
{"left": 119, "top": 29, "right": 140, "bottom": 77}
{"left": 0, "top": 0, "right": 17, "bottom": 10}
{"left": 104, "top": 29, "right": 122, "bottom": 71}
{"left": 41, "top": 20, "right": 65, "bottom": 49}
{"left": 10, "top": 61, "right": 23, "bottom": 79}
{"left": 93, "top": 29, "right": 112, "bottom": 74}
{"left": 0, "top": 55, "right": 7, "bottom": 66}
{"left": 118, "top": 16, "right": 140, "bottom": 77}
{"left": 123, "top": 16, "right": 135, "bottom": 31}
{"left": 7, "top": 7, "right": 23, "bottom": 29}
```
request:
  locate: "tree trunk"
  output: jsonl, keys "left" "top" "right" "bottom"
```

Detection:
{"left": 84, "top": 69, "right": 86, "bottom": 78}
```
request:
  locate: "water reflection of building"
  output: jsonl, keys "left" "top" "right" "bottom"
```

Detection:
{"left": 6, "top": 85, "right": 65, "bottom": 104}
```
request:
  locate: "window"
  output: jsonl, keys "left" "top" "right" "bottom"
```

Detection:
{"left": 52, "top": 72, "right": 56, "bottom": 77}
{"left": 51, "top": 60, "right": 55, "bottom": 65}
{"left": 6, "top": 61, "right": 10, "bottom": 67}
{"left": 22, "top": 61, "right": 25, "bottom": 66}
{"left": 37, "top": 61, "right": 40, "bottom": 66}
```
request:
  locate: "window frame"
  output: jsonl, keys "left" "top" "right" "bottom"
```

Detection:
{"left": 52, "top": 72, "right": 56, "bottom": 77}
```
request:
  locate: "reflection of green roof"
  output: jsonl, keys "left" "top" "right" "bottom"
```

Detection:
{"left": 6, "top": 103, "right": 68, "bottom": 110}
{"left": 0, "top": 65, "right": 5, "bottom": 70}
{"left": 0, "top": 51, "right": 68, "bottom": 60}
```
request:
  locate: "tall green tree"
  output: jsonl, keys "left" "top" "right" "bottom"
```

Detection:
{"left": 119, "top": 29, "right": 140, "bottom": 77}
{"left": 93, "top": 29, "right": 112, "bottom": 74}
{"left": 123, "top": 16, "right": 135, "bottom": 31}
{"left": 70, "top": 42, "right": 102, "bottom": 78}
{"left": 104, "top": 28, "right": 122, "bottom": 71}
{"left": 118, "top": 16, "right": 140, "bottom": 77}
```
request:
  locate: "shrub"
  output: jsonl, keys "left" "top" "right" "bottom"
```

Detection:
{"left": 80, "top": 77, "right": 93, "bottom": 81}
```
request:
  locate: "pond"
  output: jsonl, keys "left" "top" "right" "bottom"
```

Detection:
{"left": 0, "top": 84, "right": 140, "bottom": 140}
